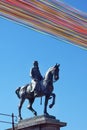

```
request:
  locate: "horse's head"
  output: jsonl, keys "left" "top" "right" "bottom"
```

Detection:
{"left": 45, "top": 64, "right": 60, "bottom": 83}
{"left": 52, "top": 64, "right": 60, "bottom": 82}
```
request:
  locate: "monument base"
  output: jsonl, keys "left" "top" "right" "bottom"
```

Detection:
{"left": 7, "top": 115, "right": 67, "bottom": 130}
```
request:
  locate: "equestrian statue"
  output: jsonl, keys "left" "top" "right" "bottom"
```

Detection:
{"left": 15, "top": 61, "right": 60, "bottom": 120}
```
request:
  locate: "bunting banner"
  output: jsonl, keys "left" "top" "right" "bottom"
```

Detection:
{"left": 0, "top": 0, "right": 87, "bottom": 49}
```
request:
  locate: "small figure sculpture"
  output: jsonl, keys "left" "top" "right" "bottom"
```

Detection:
{"left": 15, "top": 62, "right": 60, "bottom": 120}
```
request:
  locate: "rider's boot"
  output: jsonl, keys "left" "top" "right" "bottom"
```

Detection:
{"left": 34, "top": 91, "right": 38, "bottom": 96}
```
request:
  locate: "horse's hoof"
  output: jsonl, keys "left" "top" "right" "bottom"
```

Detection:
{"left": 44, "top": 112, "right": 49, "bottom": 116}
{"left": 18, "top": 116, "right": 23, "bottom": 121}
{"left": 49, "top": 104, "right": 53, "bottom": 108}
{"left": 34, "top": 111, "right": 37, "bottom": 116}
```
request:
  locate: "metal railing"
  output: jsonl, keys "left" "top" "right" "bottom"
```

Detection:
{"left": 0, "top": 113, "right": 17, "bottom": 130}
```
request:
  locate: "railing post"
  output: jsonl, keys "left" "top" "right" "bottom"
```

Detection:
{"left": 12, "top": 113, "right": 15, "bottom": 130}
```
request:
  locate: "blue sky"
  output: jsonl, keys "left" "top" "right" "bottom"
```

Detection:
{"left": 0, "top": 0, "right": 87, "bottom": 129}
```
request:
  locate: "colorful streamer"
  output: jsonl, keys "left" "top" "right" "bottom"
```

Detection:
{"left": 0, "top": 0, "right": 87, "bottom": 49}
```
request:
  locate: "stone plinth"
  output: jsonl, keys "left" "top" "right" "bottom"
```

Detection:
{"left": 7, "top": 115, "right": 67, "bottom": 130}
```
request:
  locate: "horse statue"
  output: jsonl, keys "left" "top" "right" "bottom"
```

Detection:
{"left": 15, "top": 64, "right": 60, "bottom": 120}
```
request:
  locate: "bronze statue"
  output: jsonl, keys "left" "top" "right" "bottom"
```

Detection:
{"left": 15, "top": 62, "right": 60, "bottom": 120}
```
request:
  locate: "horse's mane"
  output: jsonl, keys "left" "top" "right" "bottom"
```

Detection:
{"left": 45, "top": 66, "right": 54, "bottom": 78}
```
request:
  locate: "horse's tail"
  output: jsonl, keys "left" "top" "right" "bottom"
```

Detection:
{"left": 15, "top": 87, "right": 21, "bottom": 99}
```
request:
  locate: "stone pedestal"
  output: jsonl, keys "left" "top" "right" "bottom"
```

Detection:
{"left": 7, "top": 115, "right": 67, "bottom": 130}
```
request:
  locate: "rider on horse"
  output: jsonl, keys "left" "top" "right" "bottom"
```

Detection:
{"left": 15, "top": 61, "right": 43, "bottom": 98}
{"left": 30, "top": 61, "right": 43, "bottom": 96}
{"left": 15, "top": 63, "right": 60, "bottom": 119}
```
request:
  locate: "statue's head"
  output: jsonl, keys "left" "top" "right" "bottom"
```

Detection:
{"left": 33, "top": 61, "right": 38, "bottom": 66}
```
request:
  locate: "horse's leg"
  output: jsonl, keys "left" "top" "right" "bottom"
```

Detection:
{"left": 27, "top": 98, "right": 37, "bottom": 116}
{"left": 18, "top": 98, "right": 25, "bottom": 120}
{"left": 49, "top": 93, "right": 56, "bottom": 108}
{"left": 44, "top": 95, "right": 50, "bottom": 115}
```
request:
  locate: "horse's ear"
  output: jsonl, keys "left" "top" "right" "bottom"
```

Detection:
{"left": 58, "top": 64, "right": 60, "bottom": 67}
{"left": 54, "top": 64, "right": 57, "bottom": 68}
{"left": 56, "top": 63, "right": 60, "bottom": 67}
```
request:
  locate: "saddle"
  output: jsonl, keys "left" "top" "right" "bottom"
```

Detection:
{"left": 28, "top": 80, "right": 46, "bottom": 94}
{"left": 18, "top": 80, "right": 47, "bottom": 96}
